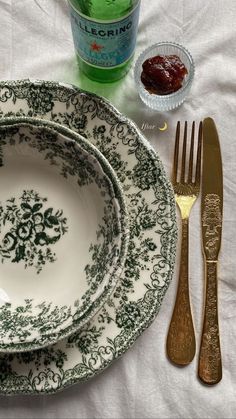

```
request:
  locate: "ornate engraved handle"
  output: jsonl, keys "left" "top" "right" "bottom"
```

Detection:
{"left": 198, "top": 260, "right": 222, "bottom": 384}
{"left": 167, "top": 218, "right": 196, "bottom": 365}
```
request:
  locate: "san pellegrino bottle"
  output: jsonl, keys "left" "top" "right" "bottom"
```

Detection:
{"left": 68, "top": 0, "right": 141, "bottom": 82}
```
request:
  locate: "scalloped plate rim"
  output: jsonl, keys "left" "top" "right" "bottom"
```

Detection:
{"left": 0, "top": 79, "right": 177, "bottom": 395}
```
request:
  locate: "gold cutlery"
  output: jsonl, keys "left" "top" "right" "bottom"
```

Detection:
{"left": 198, "top": 117, "right": 223, "bottom": 385}
{"left": 167, "top": 121, "right": 202, "bottom": 366}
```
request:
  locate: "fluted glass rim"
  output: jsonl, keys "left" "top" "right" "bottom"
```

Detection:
{"left": 134, "top": 41, "right": 195, "bottom": 111}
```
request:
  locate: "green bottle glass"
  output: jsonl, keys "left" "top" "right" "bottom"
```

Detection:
{"left": 68, "top": 0, "right": 141, "bottom": 82}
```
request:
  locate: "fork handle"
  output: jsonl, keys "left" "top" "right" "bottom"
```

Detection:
{"left": 167, "top": 218, "right": 196, "bottom": 365}
{"left": 198, "top": 260, "right": 222, "bottom": 385}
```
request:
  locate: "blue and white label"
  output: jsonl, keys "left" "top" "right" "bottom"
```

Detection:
{"left": 69, "top": 2, "right": 140, "bottom": 68}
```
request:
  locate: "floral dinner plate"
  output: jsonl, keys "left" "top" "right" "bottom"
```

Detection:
{"left": 0, "top": 80, "right": 177, "bottom": 395}
{"left": 0, "top": 117, "right": 129, "bottom": 353}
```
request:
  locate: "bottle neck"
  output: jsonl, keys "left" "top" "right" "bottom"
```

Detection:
{"left": 69, "top": 0, "right": 140, "bottom": 20}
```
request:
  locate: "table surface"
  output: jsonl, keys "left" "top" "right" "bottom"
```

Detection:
{"left": 0, "top": 1, "right": 235, "bottom": 418}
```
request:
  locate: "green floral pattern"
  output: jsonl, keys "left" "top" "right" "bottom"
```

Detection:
{"left": 0, "top": 190, "right": 68, "bottom": 274}
{"left": 0, "top": 118, "right": 129, "bottom": 352}
{"left": 0, "top": 80, "right": 177, "bottom": 395}
{"left": 0, "top": 299, "right": 72, "bottom": 350}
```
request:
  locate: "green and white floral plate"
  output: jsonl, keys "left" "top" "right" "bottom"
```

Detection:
{"left": 0, "top": 117, "right": 129, "bottom": 353}
{"left": 0, "top": 80, "right": 177, "bottom": 395}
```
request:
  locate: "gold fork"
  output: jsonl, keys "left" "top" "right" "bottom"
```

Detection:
{"left": 167, "top": 121, "right": 202, "bottom": 366}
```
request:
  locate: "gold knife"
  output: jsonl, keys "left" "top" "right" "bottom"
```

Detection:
{"left": 198, "top": 117, "right": 223, "bottom": 385}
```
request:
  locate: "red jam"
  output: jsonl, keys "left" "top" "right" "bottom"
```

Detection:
{"left": 141, "top": 54, "right": 188, "bottom": 95}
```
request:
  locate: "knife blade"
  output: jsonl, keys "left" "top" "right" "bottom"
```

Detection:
{"left": 198, "top": 117, "right": 223, "bottom": 385}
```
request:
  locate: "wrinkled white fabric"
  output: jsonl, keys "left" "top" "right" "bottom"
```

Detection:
{"left": 0, "top": 0, "right": 235, "bottom": 418}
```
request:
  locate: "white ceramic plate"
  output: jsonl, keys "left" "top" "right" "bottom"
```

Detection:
{"left": 0, "top": 117, "right": 129, "bottom": 352}
{"left": 0, "top": 80, "right": 176, "bottom": 395}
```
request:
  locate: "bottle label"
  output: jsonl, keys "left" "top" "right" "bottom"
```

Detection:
{"left": 69, "top": 1, "right": 140, "bottom": 69}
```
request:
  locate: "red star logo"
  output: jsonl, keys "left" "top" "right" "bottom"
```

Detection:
{"left": 90, "top": 41, "right": 103, "bottom": 52}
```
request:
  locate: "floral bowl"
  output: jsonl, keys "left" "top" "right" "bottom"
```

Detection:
{"left": 0, "top": 117, "right": 129, "bottom": 352}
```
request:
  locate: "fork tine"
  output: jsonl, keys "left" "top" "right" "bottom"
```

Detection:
{"left": 173, "top": 121, "right": 180, "bottom": 182}
{"left": 188, "top": 121, "right": 195, "bottom": 183}
{"left": 195, "top": 121, "right": 202, "bottom": 185}
{"left": 180, "top": 121, "right": 187, "bottom": 183}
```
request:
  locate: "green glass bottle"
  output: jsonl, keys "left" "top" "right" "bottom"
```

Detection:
{"left": 68, "top": 0, "right": 141, "bottom": 82}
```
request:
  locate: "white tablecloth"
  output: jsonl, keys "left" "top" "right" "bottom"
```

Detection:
{"left": 0, "top": 0, "right": 235, "bottom": 418}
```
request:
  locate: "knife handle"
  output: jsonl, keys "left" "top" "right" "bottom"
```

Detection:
{"left": 198, "top": 260, "right": 222, "bottom": 385}
{"left": 167, "top": 218, "right": 196, "bottom": 365}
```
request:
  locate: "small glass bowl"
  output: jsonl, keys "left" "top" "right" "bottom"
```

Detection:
{"left": 134, "top": 41, "right": 195, "bottom": 111}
